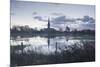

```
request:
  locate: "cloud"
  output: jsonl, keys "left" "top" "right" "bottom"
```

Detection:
{"left": 52, "top": 16, "right": 66, "bottom": 24}
{"left": 51, "top": 15, "right": 95, "bottom": 30}
{"left": 33, "top": 15, "right": 95, "bottom": 30}
{"left": 80, "top": 23, "right": 95, "bottom": 30}
{"left": 52, "top": 16, "right": 75, "bottom": 24}
{"left": 33, "top": 15, "right": 95, "bottom": 24}
{"left": 32, "top": 12, "right": 37, "bottom": 15}
{"left": 82, "top": 16, "right": 95, "bottom": 23}
{"left": 76, "top": 16, "right": 95, "bottom": 23}
{"left": 51, "top": 13, "right": 63, "bottom": 16}
{"left": 33, "top": 16, "right": 42, "bottom": 21}
{"left": 33, "top": 15, "right": 95, "bottom": 25}
{"left": 33, "top": 16, "right": 47, "bottom": 22}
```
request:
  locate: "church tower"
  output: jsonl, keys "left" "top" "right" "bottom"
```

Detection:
{"left": 48, "top": 18, "right": 50, "bottom": 30}
{"left": 47, "top": 18, "right": 50, "bottom": 48}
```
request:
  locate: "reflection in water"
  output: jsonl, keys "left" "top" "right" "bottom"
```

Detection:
{"left": 11, "top": 35, "right": 95, "bottom": 66}
{"left": 10, "top": 35, "right": 95, "bottom": 55}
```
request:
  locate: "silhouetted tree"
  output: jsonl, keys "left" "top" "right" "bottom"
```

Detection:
{"left": 65, "top": 26, "right": 70, "bottom": 32}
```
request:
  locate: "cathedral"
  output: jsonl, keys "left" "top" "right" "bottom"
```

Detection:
{"left": 48, "top": 18, "right": 50, "bottom": 30}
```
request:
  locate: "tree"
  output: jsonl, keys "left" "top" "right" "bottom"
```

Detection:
{"left": 65, "top": 26, "right": 70, "bottom": 32}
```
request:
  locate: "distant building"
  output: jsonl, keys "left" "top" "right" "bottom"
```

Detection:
{"left": 47, "top": 18, "right": 50, "bottom": 48}
{"left": 47, "top": 18, "right": 51, "bottom": 33}
{"left": 48, "top": 18, "right": 50, "bottom": 30}
{"left": 40, "top": 17, "right": 56, "bottom": 33}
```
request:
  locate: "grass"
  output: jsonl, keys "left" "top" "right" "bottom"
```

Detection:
{"left": 10, "top": 41, "right": 95, "bottom": 66}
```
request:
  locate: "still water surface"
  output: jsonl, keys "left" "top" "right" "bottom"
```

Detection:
{"left": 10, "top": 35, "right": 95, "bottom": 55}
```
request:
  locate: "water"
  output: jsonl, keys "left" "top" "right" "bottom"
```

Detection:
{"left": 10, "top": 34, "right": 95, "bottom": 66}
{"left": 10, "top": 35, "right": 95, "bottom": 55}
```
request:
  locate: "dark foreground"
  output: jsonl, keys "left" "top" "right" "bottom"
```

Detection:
{"left": 11, "top": 41, "right": 95, "bottom": 66}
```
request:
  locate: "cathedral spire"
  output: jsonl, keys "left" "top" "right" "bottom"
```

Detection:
{"left": 48, "top": 17, "right": 50, "bottom": 29}
{"left": 47, "top": 17, "right": 50, "bottom": 48}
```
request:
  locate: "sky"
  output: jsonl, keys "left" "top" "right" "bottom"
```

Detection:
{"left": 10, "top": 0, "right": 95, "bottom": 31}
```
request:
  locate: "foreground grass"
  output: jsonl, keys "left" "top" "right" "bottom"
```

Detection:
{"left": 10, "top": 41, "right": 95, "bottom": 66}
